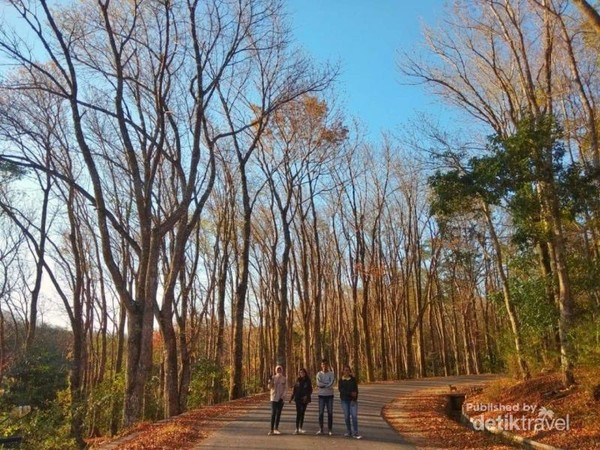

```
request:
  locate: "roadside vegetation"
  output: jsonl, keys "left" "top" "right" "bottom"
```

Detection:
{"left": 465, "top": 368, "right": 600, "bottom": 449}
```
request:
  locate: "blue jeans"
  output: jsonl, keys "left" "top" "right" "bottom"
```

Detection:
{"left": 318, "top": 395, "right": 333, "bottom": 431}
{"left": 340, "top": 399, "right": 358, "bottom": 435}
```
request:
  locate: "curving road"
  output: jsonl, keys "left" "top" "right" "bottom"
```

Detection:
{"left": 193, "top": 374, "right": 499, "bottom": 449}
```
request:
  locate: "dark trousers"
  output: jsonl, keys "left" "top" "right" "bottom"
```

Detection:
{"left": 295, "top": 401, "right": 308, "bottom": 428}
{"left": 318, "top": 395, "right": 334, "bottom": 431}
{"left": 270, "top": 399, "right": 284, "bottom": 431}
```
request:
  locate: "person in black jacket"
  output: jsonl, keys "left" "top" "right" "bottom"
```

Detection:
{"left": 289, "top": 367, "right": 313, "bottom": 434}
{"left": 338, "top": 365, "right": 362, "bottom": 439}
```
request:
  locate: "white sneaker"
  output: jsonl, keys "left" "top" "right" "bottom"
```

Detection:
{"left": 293, "top": 429, "right": 298, "bottom": 435}
{"left": 354, "top": 434, "right": 362, "bottom": 440}
{"left": 299, "top": 428, "right": 306, "bottom": 434}
{"left": 316, "top": 430, "right": 323, "bottom": 435}
{"left": 328, "top": 431, "right": 333, "bottom": 436}
{"left": 344, "top": 432, "right": 351, "bottom": 437}
{"left": 268, "top": 431, "right": 273, "bottom": 436}
{"left": 273, "top": 429, "right": 281, "bottom": 435}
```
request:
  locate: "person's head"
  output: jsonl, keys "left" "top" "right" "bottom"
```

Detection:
{"left": 275, "top": 365, "right": 283, "bottom": 375}
{"left": 342, "top": 365, "right": 352, "bottom": 376}
{"left": 320, "top": 359, "right": 330, "bottom": 372}
{"left": 298, "top": 367, "right": 308, "bottom": 378}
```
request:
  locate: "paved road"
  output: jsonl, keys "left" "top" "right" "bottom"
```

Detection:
{"left": 194, "top": 374, "right": 499, "bottom": 449}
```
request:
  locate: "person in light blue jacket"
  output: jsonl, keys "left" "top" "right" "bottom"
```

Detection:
{"left": 315, "top": 358, "right": 335, "bottom": 435}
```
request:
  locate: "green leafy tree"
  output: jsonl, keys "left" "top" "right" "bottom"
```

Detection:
{"left": 0, "top": 337, "right": 69, "bottom": 409}
{"left": 431, "top": 114, "right": 586, "bottom": 385}
{"left": 430, "top": 156, "right": 531, "bottom": 380}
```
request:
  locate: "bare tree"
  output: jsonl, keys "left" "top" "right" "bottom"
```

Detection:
{"left": 256, "top": 95, "right": 346, "bottom": 370}
{"left": 0, "top": 0, "right": 275, "bottom": 423}
{"left": 213, "top": 15, "right": 335, "bottom": 397}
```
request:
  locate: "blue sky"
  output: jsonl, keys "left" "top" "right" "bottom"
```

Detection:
{"left": 289, "top": 0, "right": 445, "bottom": 139}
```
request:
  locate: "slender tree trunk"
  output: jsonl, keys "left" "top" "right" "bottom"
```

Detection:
{"left": 310, "top": 190, "right": 323, "bottom": 362}
{"left": 26, "top": 168, "right": 52, "bottom": 350}
{"left": 482, "top": 202, "right": 531, "bottom": 380}
{"left": 546, "top": 187, "right": 576, "bottom": 386}
{"left": 378, "top": 277, "right": 388, "bottom": 380}
{"left": 213, "top": 258, "right": 228, "bottom": 403}
{"left": 451, "top": 299, "right": 461, "bottom": 375}
{"left": 276, "top": 223, "right": 292, "bottom": 365}
{"left": 438, "top": 303, "right": 450, "bottom": 376}
{"left": 110, "top": 300, "right": 127, "bottom": 435}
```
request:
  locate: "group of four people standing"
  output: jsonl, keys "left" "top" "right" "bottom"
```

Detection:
{"left": 267, "top": 358, "right": 362, "bottom": 439}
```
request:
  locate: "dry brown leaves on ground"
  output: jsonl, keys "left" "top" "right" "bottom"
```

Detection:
{"left": 382, "top": 384, "right": 518, "bottom": 450}
{"left": 465, "top": 368, "right": 600, "bottom": 450}
{"left": 88, "top": 393, "right": 269, "bottom": 450}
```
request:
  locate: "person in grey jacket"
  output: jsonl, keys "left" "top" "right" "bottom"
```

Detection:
{"left": 315, "top": 358, "right": 335, "bottom": 435}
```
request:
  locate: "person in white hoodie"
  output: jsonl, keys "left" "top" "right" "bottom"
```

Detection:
{"left": 267, "top": 365, "right": 287, "bottom": 435}
{"left": 315, "top": 358, "right": 335, "bottom": 435}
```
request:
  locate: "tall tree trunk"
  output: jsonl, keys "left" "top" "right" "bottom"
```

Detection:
{"left": 378, "top": 277, "right": 389, "bottom": 380}
{"left": 277, "top": 225, "right": 292, "bottom": 365}
{"left": 482, "top": 202, "right": 530, "bottom": 380}
{"left": 544, "top": 183, "right": 576, "bottom": 386}
{"left": 213, "top": 258, "right": 228, "bottom": 403}
{"left": 111, "top": 300, "right": 127, "bottom": 436}
{"left": 231, "top": 162, "right": 252, "bottom": 399}
{"left": 25, "top": 167, "right": 52, "bottom": 349}
{"left": 124, "top": 298, "right": 155, "bottom": 426}
{"left": 158, "top": 311, "right": 180, "bottom": 417}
